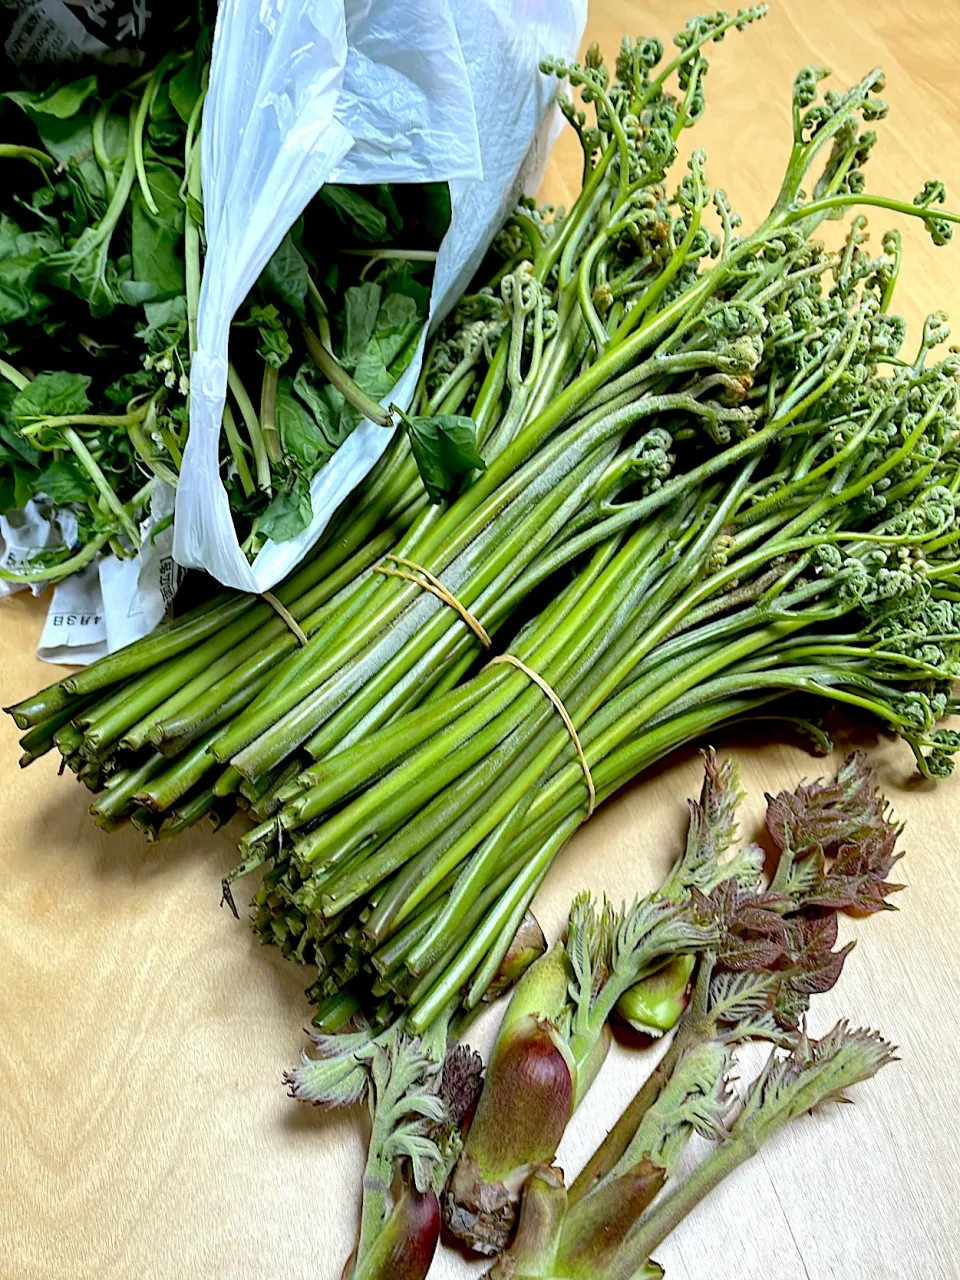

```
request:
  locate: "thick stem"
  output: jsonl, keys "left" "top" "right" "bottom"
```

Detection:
{"left": 0, "top": 143, "right": 56, "bottom": 168}
{"left": 221, "top": 403, "right": 255, "bottom": 498}
{"left": 0, "top": 358, "right": 29, "bottom": 390}
{"left": 185, "top": 127, "right": 203, "bottom": 357}
{"left": 302, "top": 325, "right": 393, "bottom": 428}
{"left": 132, "top": 62, "right": 170, "bottom": 214}
{"left": 62, "top": 428, "right": 141, "bottom": 545}
{"left": 260, "top": 363, "right": 282, "bottom": 463}
{"left": 607, "top": 1132, "right": 758, "bottom": 1275}
{"left": 228, "top": 363, "right": 271, "bottom": 493}
{"left": 0, "top": 527, "right": 113, "bottom": 584}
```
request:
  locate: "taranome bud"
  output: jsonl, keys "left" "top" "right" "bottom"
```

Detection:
{"left": 348, "top": 1188, "right": 440, "bottom": 1280}
{"left": 481, "top": 911, "right": 548, "bottom": 1003}
{"left": 485, "top": 1164, "right": 568, "bottom": 1280}
{"left": 444, "top": 946, "right": 576, "bottom": 1256}
{"left": 615, "top": 954, "right": 696, "bottom": 1036}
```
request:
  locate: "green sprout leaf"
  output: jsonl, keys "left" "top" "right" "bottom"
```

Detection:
{"left": 261, "top": 231, "right": 310, "bottom": 318}
{"left": 320, "top": 185, "right": 389, "bottom": 241}
{"left": 0, "top": 215, "right": 60, "bottom": 326}
{"left": 344, "top": 283, "right": 382, "bottom": 366}
{"left": 169, "top": 54, "right": 205, "bottom": 124}
{"left": 0, "top": 464, "right": 37, "bottom": 513}
{"left": 276, "top": 378, "right": 325, "bottom": 470}
{"left": 131, "top": 164, "right": 186, "bottom": 300}
{"left": 0, "top": 382, "right": 40, "bottom": 466}
{"left": 243, "top": 304, "right": 292, "bottom": 369}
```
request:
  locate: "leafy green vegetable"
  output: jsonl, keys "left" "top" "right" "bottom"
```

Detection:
{"left": 96, "top": 113, "right": 132, "bottom": 188}
{"left": 13, "top": 372, "right": 91, "bottom": 420}
{"left": 246, "top": 305, "right": 292, "bottom": 369}
{"left": 141, "top": 295, "right": 188, "bottom": 335}
{"left": 0, "top": 380, "right": 40, "bottom": 464}
{"left": 402, "top": 413, "right": 485, "bottom": 503}
{"left": 344, "top": 283, "right": 382, "bottom": 365}
{"left": 34, "top": 458, "right": 97, "bottom": 503}
{"left": 415, "top": 183, "right": 452, "bottom": 242}
{"left": 3, "top": 76, "right": 98, "bottom": 120}
{"left": 0, "top": 464, "right": 34, "bottom": 512}
{"left": 257, "top": 472, "right": 314, "bottom": 542}
{"left": 147, "top": 84, "right": 185, "bottom": 153}
{"left": 0, "top": 428, "right": 37, "bottom": 468}
{"left": 185, "top": 193, "right": 204, "bottom": 230}
{"left": 320, "top": 185, "right": 389, "bottom": 241}
{"left": 375, "top": 292, "right": 420, "bottom": 366}
{"left": 51, "top": 219, "right": 123, "bottom": 315}
{"left": 169, "top": 54, "right": 205, "bottom": 124}
{"left": 290, "top": 364, "right": 344, "bottom": 451}
{"left": 0, "top": 10, "right": 440, "bottom": 565}
{"left": 277, "top": 378, "right": 325, "bottom": 470}
{"left": 26, "top": 111, "right": 106, "bottom": 203}
{"left": 261, "top": 231, "right": 310, "bottom": 318}
{"left": 351, "top": 345, "right": 393, "bottom": 408}
{"left": 131, "top": 164, "right": 186, "bottom": 300}
{"left": 0, "top": 215, "right": 59, "bottom": 325}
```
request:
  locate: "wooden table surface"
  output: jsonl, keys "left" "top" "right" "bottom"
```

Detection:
{"left": 3, "top": 3, "right": 960, "bottom": 1277}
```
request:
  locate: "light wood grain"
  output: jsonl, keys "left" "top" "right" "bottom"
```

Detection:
{"left": 3, "top": 3, "right": 960, "bottom": 1277}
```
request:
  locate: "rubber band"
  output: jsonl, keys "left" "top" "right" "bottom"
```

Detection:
{"left": 374, "top": 554, "right": 492, "bottom": 647}
{"left": 487, "top": 653, "right": 596, "bottom": 818}
{"left": 261, "top": 591, "right": 308, "bottom": 646}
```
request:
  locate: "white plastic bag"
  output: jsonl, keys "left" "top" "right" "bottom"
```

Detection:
{"left": 174, "top": 0, "right": 587, "bottom": 593}
{"left": 31, "top": 482, "right": 180, "bottom": 666}
{"left": 0, "top": 499, "right": 76, "bottom": 599}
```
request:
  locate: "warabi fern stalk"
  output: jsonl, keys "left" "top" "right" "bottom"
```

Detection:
{"left": 481, "top": 751, "right": 901, "bottom": 1276}
{"left": 216, "top": 30, "right": 960, "bottom": 1031}
{"left": 226, "top": 260, "right": 959, "bottom": 1041}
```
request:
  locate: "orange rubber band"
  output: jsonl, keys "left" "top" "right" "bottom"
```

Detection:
{"left": 487, "top": 653, "right": 596, "bottom": 818}
{"left": 374, "top": 554, "right": 491, "bottom": 647}
{"left": 261, "top": 591, "right": 308, "bottom": 646}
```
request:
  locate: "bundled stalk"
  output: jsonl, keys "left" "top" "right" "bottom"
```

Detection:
{"left": 205, "top": 34, "right": 960, "bottom": 1030}
{"left": 442, "top": 750, "right": 902, "bottom": 1253}
{"left": 226, "top": 241, "right": 960, "bottom": 1034}
{"left": 8, "top": 12, "right": 960, "bottom": 1028}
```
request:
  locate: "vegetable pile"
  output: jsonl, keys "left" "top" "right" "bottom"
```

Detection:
{"left": 0, "top": 7, "right": 449, "bottom": 580}
{"left": 10, "top": 8, "right": 958, "bottom": 1033}
{"left": 4, "top": 8, "right": 945, "bottom": 1277}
